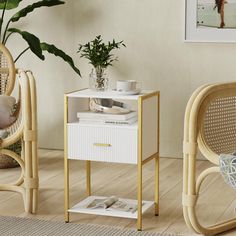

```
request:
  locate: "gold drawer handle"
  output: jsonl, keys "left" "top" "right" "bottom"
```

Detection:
{"left": 93, "top": 143, "right": 112, "bottom": 147}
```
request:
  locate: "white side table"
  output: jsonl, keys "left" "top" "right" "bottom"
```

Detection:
{"left": 64, "top": 89, "right": 160, "bottom": 231}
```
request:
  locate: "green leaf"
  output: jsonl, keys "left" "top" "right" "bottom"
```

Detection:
{"left": 40, "top": 42, "right": 81, "bottom": 76}
{"left": 10, "top": 0, "right": 65, "bottom": 22}
{"left": 8, "top": 28, "right": 45, "bottom": 60}
{"left": 0, "top": 0, "right": 22, "bottom": 10}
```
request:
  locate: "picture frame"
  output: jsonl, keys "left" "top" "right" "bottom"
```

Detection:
{"left": 185, "top": 0, "right": 236, "bottom": 42}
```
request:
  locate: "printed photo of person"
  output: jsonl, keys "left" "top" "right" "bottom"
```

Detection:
{"left": 214, "top": 0, "right": 226, "bottom": 28}
{"left": 197, "top": 0, "right": 236, "bottom": 29}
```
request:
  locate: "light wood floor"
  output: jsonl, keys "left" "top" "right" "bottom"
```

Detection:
{"left": 1, "top": 149, "right": 236, "bottom": 235}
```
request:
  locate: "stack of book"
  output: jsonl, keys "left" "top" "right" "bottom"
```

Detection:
{"left": 77, "top": 111, "right": 137, "bottom": 125}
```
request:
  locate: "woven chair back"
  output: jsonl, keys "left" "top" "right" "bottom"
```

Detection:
{"left": 203, "top": 96, "right": 236, "bottom": 155}
{"left": 0, "top": 44, "right": 15, "bottom": 95}
{"left": 197, "top": 84, "right": 236, "bottom": 164}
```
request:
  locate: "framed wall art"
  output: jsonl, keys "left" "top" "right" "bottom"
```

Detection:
{"left": 185, "top": 0, "right": 236, "bottom": 42}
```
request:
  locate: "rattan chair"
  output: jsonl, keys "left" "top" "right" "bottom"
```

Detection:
{"left": 0, "top": 44, "right": 38, "bottom": 213}
{"left": 182, "top": 82, "right": 236, "bottom": 235}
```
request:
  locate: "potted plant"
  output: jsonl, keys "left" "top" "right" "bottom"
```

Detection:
{"left": 77, "top": 35, "right": 125, "bottom": 91}
{"left": 0, "top": 0, "right": 80, "bottom": 168}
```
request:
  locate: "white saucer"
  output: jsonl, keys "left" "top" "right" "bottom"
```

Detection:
{"left": 112, "top": 89, "right": 141, "bottom": 95}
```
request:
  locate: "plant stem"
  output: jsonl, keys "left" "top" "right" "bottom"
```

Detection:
{"left": 14, "top": 47, "right": 30, "bottom": 63}
{"left": 2, "top": 19, "right": 11, "bottom": 44}
{"left": 0, "top": 0, "right": 7, "bottom": 42}
{"left": 4, "top": 31, "right": 13, "bottom": 44}
{"left": 95, "top": 65, "right": 104, "bottom": 78}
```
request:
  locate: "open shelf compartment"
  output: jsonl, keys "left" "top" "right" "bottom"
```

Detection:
{"left": 68, "top": 196, "right": 154, "bottom": 219}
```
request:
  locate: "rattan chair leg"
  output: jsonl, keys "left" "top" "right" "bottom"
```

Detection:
{"left": 183, "top": 84, "right": 210, "bottom": 233}
{"left": 27, "top": 71, "right": 38, "bottom": 214}
{"left": 20, "top": 70, "right": 33, "bottom": 213}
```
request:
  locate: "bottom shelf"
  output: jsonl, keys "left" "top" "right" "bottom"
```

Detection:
{"left": 68, "top": 196, "right": 154, "bottom": 219}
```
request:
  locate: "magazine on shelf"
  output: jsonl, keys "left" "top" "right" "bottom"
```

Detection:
{"left": 78, "top": 116, "right": 137, "bottom": 125}
{"left": 77, "top": 111, "right": 137, "bottom": 121}
{"left": 86, "top": 196, "right": 139, "bottom": 214}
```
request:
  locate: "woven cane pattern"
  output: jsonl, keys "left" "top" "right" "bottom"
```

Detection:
{"left": 203, "top": 96, "right": 236, "bottom": 155}
{"left": 0, "top": 50, "right": 10, "bottom": 94}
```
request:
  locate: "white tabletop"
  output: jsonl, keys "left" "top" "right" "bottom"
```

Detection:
{"left": 66, "top": 89, "right": 157, "bottom": 100}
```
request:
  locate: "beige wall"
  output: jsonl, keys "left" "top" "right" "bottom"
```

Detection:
{"left": 6, "top": 0, "right": 236, "bottom": 158}
{"left": 7, "top": 0, "right": 79, "bottom": 149}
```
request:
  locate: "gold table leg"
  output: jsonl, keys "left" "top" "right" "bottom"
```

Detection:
{"left": 137, "top": 161, "right": 142, "bottom": 231}
{"left": 137, "top": 96, "right": 143, "bottom": 231}
{"left": 86, "top": 161, "right": 91, "bottom": 196}
{"left": 64, "top": 95, "right": 69, "bottom": 223}
{"left": 155, "top": 92, "right": 160, "bottom": 216}
{"left": 64, "top": 157, "right": 69, "bottom": 223}
{"left": 155, "top": 155, "right": 159, "bottom": 216}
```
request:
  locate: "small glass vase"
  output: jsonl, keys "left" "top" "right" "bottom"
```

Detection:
{"left": 89, "top": 67, "right": 109, "bottom": 91}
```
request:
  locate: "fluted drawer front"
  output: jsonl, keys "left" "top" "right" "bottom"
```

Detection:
{"left": 67, "top": 124, "right": 138, "bottom": 164}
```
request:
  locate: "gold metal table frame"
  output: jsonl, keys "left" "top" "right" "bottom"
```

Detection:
{"left": 64, "top": 89, "right": 160, "bottom": 231}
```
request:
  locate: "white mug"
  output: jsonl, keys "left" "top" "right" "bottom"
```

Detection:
{"left": 116, "top": 80, "right": 137, "bottom": 92}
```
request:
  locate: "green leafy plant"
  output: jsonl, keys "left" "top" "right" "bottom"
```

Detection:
{"left": 0, "top": 0, "right": 80, "bottom": 75}
{"left": 77, "top": 35, "right": 125, "bottom": 71}
{"left": 77, "top": 35, "right": 125, "bottom": 90}
{"left": 77, "top": 35, "right": 125, "bottom": 77}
